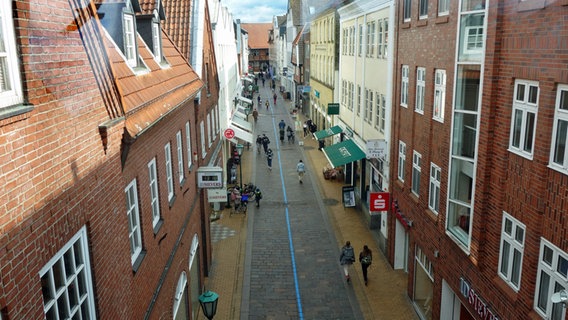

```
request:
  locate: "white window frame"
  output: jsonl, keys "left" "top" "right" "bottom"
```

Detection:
{"left": 366, "top": 21, "right": 375, "bottom": 57}
{"left": 534, "top": 239, "right": 568, "bottom": 319}
{"left": 152, "top": 21, "right": 161, "bottom": 62}
{"left": 148, "top": 158, "right": 161, "bottom": 228}
{"left": 125, "top": 179, "right": 143, "bottom": 265}
{"left": 176, "top": 131, "right": 184, "bottom": 183}
{"left": 186, "top": 121, "right": 193, "bottom": 169}
{"left": 358, "top": 24, "right": 363, "bottom": 57}
{"left": 419, "top": 0, "right": 429, "bottom": 19}
{"left": 383, "top": 18, "right": 389, "bottom": 59}
{"left": 428, "top": 163, "right": 441, "bottom": 214}
{"left": 509, "top": 79, "right": 538, "bottom": 159}
{"left": 374, "top": 91, "right": 380, "bottom": 129}
{"left": 123, "top": 13, "right": 137, "bottom": 68}
{"left": 200, "top": 121, "right": 206, "bottom": 159}
{"left": 377, "top": 20, "right": 383, "bottom": 57}
{"left": 464, "top": 26, "right": 484, "bottom": 55}
{"left": 165, "top": 143, "right": 174, "bottom": 201}
{"left": 433, "top": 69, "right": 446, "bottom": 122}
{"left": 357, "top": 85, "right": 361, "bottom": 115}
{"left": 549, "top": 84, "right": 568, "bottom": 174}
{"left": 415, "top": 67, "right": 426, "bottom": 114}
{"left": 39, "top": 227, "right": 96, "bottom": 319}
{"left": 398, "top": 141, "right": 406, "bottom": 182}
{"left": 412, "top": 151, "right": 422, "bottom": 196}
{"left": 498, "top": 212, "right": 525, "bottom": 291}
{"left": 380, "top": 94, "right": 386, "bottom": 133}
{"left": 207, "top": 113, "right": 212, "bottom": 148}
{"left": 401, "top": 65, "right": 409, "bottom": 107}
{"left": 403, "top": 0, "right": 412, "bottom": 22}
{"left": 0, "top": 1, "right": 24, "bottom": 109}
{"left": 438, "top": 0, "right": 450, "bottom": 16}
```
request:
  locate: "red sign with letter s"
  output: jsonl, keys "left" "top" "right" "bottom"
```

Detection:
{"left": 369, "top": 192, "right": 390, "bottom": 211}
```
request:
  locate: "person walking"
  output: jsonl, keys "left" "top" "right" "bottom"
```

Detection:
{"left": 257, "top": 95, "right": 261, "bottom": 105}
{"left": 339, "top": 241, "right": 355, "bottom": 282}
{"left": 287, "top": 126, "right": 295, "bottom": 143}
{"left": 296, "top": 160, "right": 305, "bottom": 183}
{"left": 278, "top": 119, "right": 286, "bottom": 130}
{"left": 254, "top": 188, "right": 262, "bottom": 207}
{"left": 252, "top": 108, "right": 258, "bottom": 123}
{"left": 273, "top": 93, "right": 277, "bottom": 105}
{"left": 261, "top": 134, "right": 270, "bottom": 154}
{"left": 265, "top": 100, "right": 269, "bottom": 111}
{"left": 303, "top": 121, "right": 308, "bottom": 137}
{"left": 266, "top": 148, "right": 273, "bottom": 171}
{"left": 359, "top": 245, "right": 373, "bottom": 286}
{"left": 256, "top": 135, "right": 263, "bottom": 154}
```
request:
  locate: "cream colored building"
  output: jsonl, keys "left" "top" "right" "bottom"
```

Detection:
{"left": 333, "top": 0, "right": 394, "bottom": 240}
{"left": 309, "top": 8, "right": 339, "bottom": 144}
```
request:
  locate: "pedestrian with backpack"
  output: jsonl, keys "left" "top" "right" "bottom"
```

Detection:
{"left": 359, "top": 245, "right": 373, "bottom": 286}
{"left": 254, "top": 188, "right": 263, "bottom": 207}
{"left": 296, "top": 160, "right": 305, "bottom": 183}
{"left": 339, "top": 241, "right": 355, "bottom": 282}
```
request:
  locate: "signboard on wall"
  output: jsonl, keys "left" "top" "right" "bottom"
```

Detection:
{"left": 328, "top": 103, "right": 340, "bottom": 115}
{"left": 342, "top": 185, "right": 356, "bottom": 208}
{"left": 197, "top": 166, "right": 223, "bottom": 188}
{"left": 369, "top": 192, "right": 390, "bottom": 212}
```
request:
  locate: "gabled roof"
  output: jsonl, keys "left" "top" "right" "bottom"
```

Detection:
{"left": 241, "top": 23, "right": 272, "bottom": 49}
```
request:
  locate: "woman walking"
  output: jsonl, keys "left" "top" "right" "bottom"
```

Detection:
{"left": 339, "top": 241, "right": 355, "bottom": 282}
{"left": 359, "top": 245, "right": 373, "bottom": 286}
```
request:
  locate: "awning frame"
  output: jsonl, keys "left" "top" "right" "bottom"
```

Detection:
{"left": 313, "top": 125, "right": 342, "bottom": 140}
{"left": 322, "top": 139, "right": 367, "bottom": 168}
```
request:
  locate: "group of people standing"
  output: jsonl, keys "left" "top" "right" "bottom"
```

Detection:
{"left": 340, "top": 241, "right": 373, "bottom": 286}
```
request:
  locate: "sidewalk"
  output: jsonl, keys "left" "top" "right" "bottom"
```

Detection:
{"left": 202, "top": 85, "right": 417, "bottom": 319}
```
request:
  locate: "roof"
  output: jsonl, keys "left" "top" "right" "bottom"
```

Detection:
{"left": 241, "top": 23, "right": 272, "bottom": 49}
{"left": 104, "top": 29, "right": 203, "bottom": 137}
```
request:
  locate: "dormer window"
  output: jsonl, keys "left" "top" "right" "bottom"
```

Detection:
{"left": 123, "top": 13, "right": 137, "bottom": 67}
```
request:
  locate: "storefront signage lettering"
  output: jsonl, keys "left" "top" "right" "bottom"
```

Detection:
{"left": 460, "top": 278, "right": 499, "bottom": 320}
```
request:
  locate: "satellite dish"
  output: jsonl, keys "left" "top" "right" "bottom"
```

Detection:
{"left": 551, "top": 290, "right": 568, "bottom": 304}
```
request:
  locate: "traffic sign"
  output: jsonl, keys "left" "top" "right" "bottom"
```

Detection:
{"left": 224, "top": 128, "right": 235, "bottom": 139}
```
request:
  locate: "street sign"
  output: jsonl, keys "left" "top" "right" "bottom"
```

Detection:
{"left": 369, "top": 192, "right": 390, "bottom": 211}
{"left": 224, "top": 128, "right": 235, "bottom": 139}
{"left": 328, "top": 103, "right": 339, "bottom": 115}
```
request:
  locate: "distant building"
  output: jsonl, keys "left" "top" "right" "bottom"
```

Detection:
{"left": 241, "top": 23, "right": 273, "bottom": 73}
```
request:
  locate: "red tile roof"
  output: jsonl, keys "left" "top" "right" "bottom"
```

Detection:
{"left": 104, "top": 29, "right": 203, "bottom": 137}
{"left": 241, "top": 23, "right": 272, "bottom": 49}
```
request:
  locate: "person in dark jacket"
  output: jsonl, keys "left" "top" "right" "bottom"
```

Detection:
{"left": 339, "top": 241, "right": 355, "bottom": 282}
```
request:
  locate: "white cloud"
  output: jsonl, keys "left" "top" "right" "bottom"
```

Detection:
{"left": 222, "top": 0, "right": 287, "bottom": 23}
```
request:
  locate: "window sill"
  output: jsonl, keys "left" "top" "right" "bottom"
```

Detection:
{"left": 153, "top": 219, "right": 164, "bottom": 235}
{"left": 417, "top": 19, "right": 428, "bottom": 27}
{"left": 168, "top": 194, "right": 177, "bottom": 208}
{"left": 435, "top": 16, "right": 449, "bottom": 24}
{"left": 517, "top": 0, "right": 545, "bottom": 12}
{"left": 0, "top": 103, "right": 34, "bottom": 122}
{"left": 132, "top": 250, "right": 147, "bottom": 273}
{"left": 401, "top": 22, "right": 411, "bottom": 29}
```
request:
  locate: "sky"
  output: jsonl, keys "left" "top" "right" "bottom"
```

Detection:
{"left": 222, "top": 0, "right": 288, "bottom": 23}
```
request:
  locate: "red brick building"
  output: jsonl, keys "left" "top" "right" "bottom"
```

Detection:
{"left": 390, "top": 1, "right": 567, "bottom": 319}
{"left": 0, "top": 0, "right": 219, "bottom": 319}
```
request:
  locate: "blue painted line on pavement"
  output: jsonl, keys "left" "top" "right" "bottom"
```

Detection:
{"left": 270, "top": 108, "right": 304, "bottom": 320}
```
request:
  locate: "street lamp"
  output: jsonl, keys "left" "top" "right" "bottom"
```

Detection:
{"left": 236, "top": 143, "right": 244, "bottom": 190}
{"left": 244, "top": 105, "right": 252, "bottom": 121}
{"left": 198, "top": 290, "right": 219, "bottom": 320}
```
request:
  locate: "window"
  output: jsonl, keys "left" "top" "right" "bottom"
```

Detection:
{"left": 416, "top": 67, "right": 426, "bottom": 114}
{"left": 404, "top": 0, "right": 412, "bottom": 21}
{"left": 176, "top": 131, "right": 184, "bottom": 183}
{"left": 429, "top": 163, "right": 441, "bottom": 213}
{"left": 366, "top": 21, "right": 375, "bottom": 57}
{"left": 123, "top": 13, "right": 137, "bottom": 67}
{"left": 534, "top": 239, "right": 568, "bottom": 319}
{"left": 165, "top": 143, "right": 174, "bottom": 201}
{"left": 375, "top": 91, "right": 381, "bottom": 129}
{"left": 433, "top": 69, "right": 446, "bottom": 121}
{"left": 465, "top": 26, "right": 484, "bottom": 54}
{"left": 200, "top": 121, "right": 206, "bottom": 159}
{"left": 377, "top": 20, "right": 383, "bottom": 57}
{"left": 398, "top": 141, "right": 406, "bottom": 182}
{"left": 349, "top": 82, "right": 354, "bottom": 111}
{"left": 365, "top": 89, "right": 372, "bottom": 123}
{"left": 40, "top": 227, "right": 96, "bottom": 320}
{"left": 186, "top": 122, "right": 193, "bottom": 169}
{"left": 173, "top": 272, "right": 189, "bottom": 319}
{"left": 412, "top": 151, "right": 422, "bottom": 196}
{"left": 438, "top": 0, "right": 450, "bottom": 15}
{"left": 207, "top": 113, "right": 212, "bottom": 148}
{"left": 419, "top": 0, "right": 429, "bottom": 18}
{"left": 498, "top": 213, "right": 525, "bottom": 291}
{"left": 152, "top": 21, "right": 161, "bottom": 62}
{"left": 401, "top": 65, "right": 409, "bottom": 107}
{"left": 357, "top": 85, "right": 361, "bottom": 115}
{"left": 550, "top": 84, "right": 568, "bottom": 174}
{"left": 380, "top": 94, "right": 386, "bottom": 133}
{"left": 358, "top": 25, "right": 363, "bottom": 56}
{"left": 509, "top": 80, "right": 538, "bottom": 158}
{"left": 0, "top": 1, "right": 24, "bottom": 110}
{"left": 125, "top": 179, "right": 143, "bottom": 265}
{"left": 383, "top": 19, "right": 389, "bottom": 59}
{"left": 148, "top": 158, "right": 161, "bottom": 229}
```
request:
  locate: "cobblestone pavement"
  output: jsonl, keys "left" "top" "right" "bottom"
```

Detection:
{"left": 202, "top": 83, "right": 418, "bottom": 320}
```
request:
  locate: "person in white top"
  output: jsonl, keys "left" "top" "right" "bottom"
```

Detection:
{"left": 296, "top": 160, "right": 305, "bottom": 183}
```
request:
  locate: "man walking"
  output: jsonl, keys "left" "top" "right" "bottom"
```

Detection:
{"left": 340, "top": 241, "right": 355, "bottom": 282}
{"left": 296, "top": 160, "right": 305, "bottom": 183}
{"left": 266, "top": 149, "right": 273, "bottom": 171}
{"left": 261, "top": 134, "right": 270, "bottom": 154}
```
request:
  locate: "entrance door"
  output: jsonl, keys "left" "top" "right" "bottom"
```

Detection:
{"left": 394, "top": 220, "right": 408, "bottom": 271}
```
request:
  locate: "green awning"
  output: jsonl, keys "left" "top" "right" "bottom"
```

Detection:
{"left": 322, "top": 140, "right": 366, "bottom": 168}
{"left": 313, "top": 125, "right": 342, "bottom": 140}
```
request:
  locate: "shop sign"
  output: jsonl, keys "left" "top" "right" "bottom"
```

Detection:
{"left": 197, "top": 166, "right": 223, "bottom": 188}
{"left": 342, "top": 185, "right": 356, "bottom": 208}
{"left": 459, "top": 278, "right": 499, "bottom": 320}
{"left": 207, "top": 189, "right": 227, "bottom": 203}
{"left": 366, "top": 139, "right": 387, "bottom": 159}
{"left": 369, "top": 192, "right": 389, "bottom": 211}
{"left": 328, "top": 103, "right": 339, "bottom": 115}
